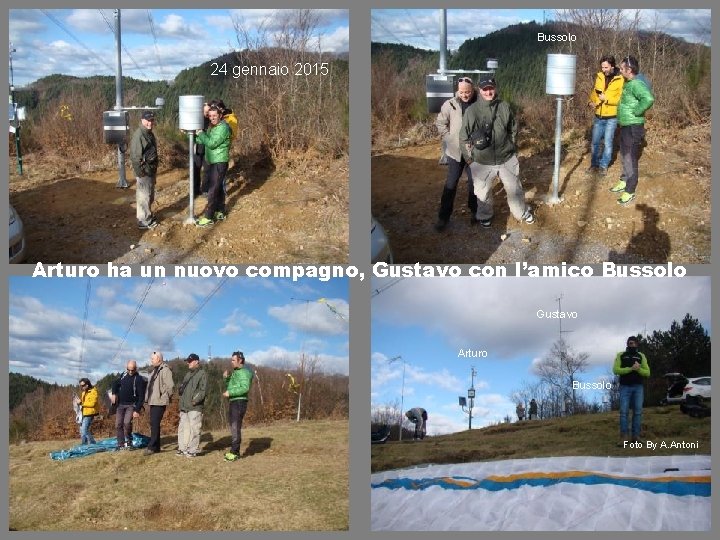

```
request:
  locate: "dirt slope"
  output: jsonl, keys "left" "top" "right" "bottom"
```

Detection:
{"left": 10, "top": 155, "right": 348, "bottom": 264}
{"left": 372, "top": 124, "right": 710, "bottom": 264}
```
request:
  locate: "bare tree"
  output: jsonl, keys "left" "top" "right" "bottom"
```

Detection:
{"left": 534, "top": 338, "right": 590, "bottom": 413}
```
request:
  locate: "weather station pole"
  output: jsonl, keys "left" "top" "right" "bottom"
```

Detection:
{"left": 468, "top": 366, "right": 477, "bottom": 430}
{"left": 549, "top": 96, "right": 563, "bottom": 203}
{"left": 439, "top": 9, "right": 447, "bottom": 73}
{"left": 114, "top": 9, "right": 128, "bottom": 189}
{"left": 545, "top": 54, "right": 576, "bottom": 205}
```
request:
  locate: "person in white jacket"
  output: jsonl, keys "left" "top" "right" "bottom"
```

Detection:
{"left": 434, "top": 77, "right": 481, "bottom": 231}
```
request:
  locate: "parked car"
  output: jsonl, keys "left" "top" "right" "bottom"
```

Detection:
{"left": 371, "top": 215, "right": 393, "bottom": 264}
{"left": 659, "top": 373, "right": 688, "bottom": 405}
{"left": 9, "top": 204, "right": 26, "bottom": 263}
{"left": 682, "top": 376, "right": 711, "bottom": 402}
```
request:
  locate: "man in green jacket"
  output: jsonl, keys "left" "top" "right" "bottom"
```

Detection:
{"left": 194, "top": 103, "right": 231, "bottom": 227}
{"left": 612, "top": 336, "right": 650, "bottom": 446}
{"left": 177, "top": 353, "right": 207, "bottom": 458}
{"left": 610, "top": 56, "right": 655, "bottom": 205}
{"left": 460, "top": 77, "right": 534, "bottom": 227}
{"left": 129, "top": 110, "right": 159, "bottom": 229}
{"left": 223, "top": 351, "right": 253, "bottom": 461}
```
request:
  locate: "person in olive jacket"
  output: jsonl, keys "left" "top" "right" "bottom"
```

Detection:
{"left": 222, "top": 351, "right": 253, "bottom": 461}
{"left": 610, "top": 55, "right": 655, "bottom": 205}
{"left": 129, "top": 110, "right": 159, "bottom": 229}
{"left": 194, "top": 103, "right": 232, "bottom": 227}
{"left": 460, "top": 77, "right": 535, "bottom": 227}
{"left": 176, "top": 353, "right": 207, "bottom": 458}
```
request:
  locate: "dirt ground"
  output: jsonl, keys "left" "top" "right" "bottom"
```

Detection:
{"left": 372, "top": 123, "right": 710, "bottom": 264}
{"left": 9, "top": 153, "right": 348, "bottom": 264}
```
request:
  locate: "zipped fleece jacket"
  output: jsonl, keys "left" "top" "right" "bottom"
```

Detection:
{"left": 179, "top": 366, "right": 208, "bottom": 412}
{"left": 129, "top": 125, "right": 158, "bottom": 177}
{"left": 460, "top": 98, "right": 516, "bottom": 166}
{"left": 195, "top": 120, "right": 231, "bottom": 164}
{"left": 613, "top": 349, "right": 651, "bottom": 386}
{"left": 435, "top": 93, "right": 477, "bottom": 162}
{"left": 617, "top": 78, "right": 654, "bottom": 127}
{"left": 225, "top": 366, "right": 253, "bottom": 401}
{"left": 588, "top": 70, "right": 624, "bottom": 118}
{"left": 145, "top": 363, "right": 175, "bottom": 406}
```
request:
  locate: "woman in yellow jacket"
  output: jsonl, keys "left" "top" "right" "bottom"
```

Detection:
{"left": 75, "top": 378, "right": 100, "bottom": 444}
{"left": 587, "top": 55, "right": 624, "bottom": 175}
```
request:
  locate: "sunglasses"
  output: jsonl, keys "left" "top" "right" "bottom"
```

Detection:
{"left": 458, "top": 77, "right": 473, "bottom": 84}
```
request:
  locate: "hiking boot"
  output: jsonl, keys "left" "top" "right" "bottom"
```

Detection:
{"left": 185, "top": 452, "right": 198, "bottom": 458}
{"left": 598, "top": 167, "right": 608, "bottom": 177}
{"left": 609, "top": 180, "right": 626, "bottom": 193}
{"left": 618, "top": 192, "right": 636, "bottom": 206}
{"left": 143, "top": 448, "right": 157, "bottom": 456}
{"left": 195, "top": 216, "right": 214, "bottom": 227}
{"left": 586, "top": 166, "right": 598, "bottom": 175}
{"left": 434, "top": 218, "right": 448, "bottom": 232}
{"left": 213, "top": 211, "right": 227, "bottom": 221}
{"left": 479, "top": 218, "right": 492, "bottom": 228}
{"left": 138, "top": 220, "right": 158, "bottom": 230}
{"left": 521, "top": 209, "right": 535, "bottom": 224}
{"left": 175, "top": 450, "right": 185, "bottom": 456}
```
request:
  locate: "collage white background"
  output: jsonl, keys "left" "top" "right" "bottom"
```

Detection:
{"left": 2, "top": 0, "right": 717, "bottom": 538}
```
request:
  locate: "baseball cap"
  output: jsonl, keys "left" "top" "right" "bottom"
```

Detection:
{"left": 141, "top": 110, "right": 156, "bottom": 121}
{"left": 478, "top": 77, "right": 497, "bottom": 89}
{"left": 186, "top": 353, "right": 200, "bottom": 362}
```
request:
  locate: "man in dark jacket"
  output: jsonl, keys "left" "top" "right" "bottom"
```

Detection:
{"left": 612, "top": 336, "right": 650, "bottom": 446}
{"left": 129, "top": 110, "right": 159, "bottom": 229}
{"left": 111, "top": 360, "right": 147, "bottom": 449}
{"left": 176, "top": 353, "right": 207, "bottom": 458}
{"left": 460, "top": 77, "right": 534, "bottom": 227}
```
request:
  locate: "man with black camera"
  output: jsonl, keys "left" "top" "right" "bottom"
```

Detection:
{"left": 460, "top": 78, "right": 534, "bottom": 227}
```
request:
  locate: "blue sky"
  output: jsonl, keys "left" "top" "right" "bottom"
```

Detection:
{"left": 9, "top": 9, "right": 349, "bottom": 87}
{"left": 9, "top": 276, "right": 349, "bottom": 385}
{"left": 371, "top": 277, "right": 710, "bottom": 435}
{"left": 371, "top": 9, "right": 710, "bottom": 50}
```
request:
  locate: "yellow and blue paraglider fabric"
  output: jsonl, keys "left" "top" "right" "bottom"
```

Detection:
{"left": 50, "top": 433, "right": 150, "bottom": 461}
{"left": 371, "top": 455, "right": 710, "bottom": 531}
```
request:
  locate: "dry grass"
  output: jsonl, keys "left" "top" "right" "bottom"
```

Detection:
{"left": 9, "top": 419, "right": 348, "bottom": 531}
{"left": 372, "top": 405, "right": 710, "bottom": 473}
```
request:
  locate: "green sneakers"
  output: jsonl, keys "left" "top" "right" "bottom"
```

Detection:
{"left": 195, "top": 216, "right": 214, "bottom": 227}
{"left": 609, "top": 180, "right": 626, "bottom": 193}
{"left": 213, "top": 211, "right": 227, "bottom": 221}
{"left": 224, "top": 452, "right": 239, "bottom": 462}
{"left": 617, "top": 192, "right": 636, "bottom": 205}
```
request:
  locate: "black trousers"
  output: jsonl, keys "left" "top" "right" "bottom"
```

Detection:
{"left": 204, "top": 162, "right": 229, "bottom": 219}
{"left": 439, "top": 157, "right": 476, "bottom": 220}
{"left": 192, "top": 151, "right": 209, "bottom": 194}
{"left": 148, "top": 405, "right": 166, "bottom": 452}
{"left": 228, "top": 399, "right": 248, "bottom": 455}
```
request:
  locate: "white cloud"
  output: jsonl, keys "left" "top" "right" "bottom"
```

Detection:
{"left": 269, "top": 298, "right": 349, "bottom": 336}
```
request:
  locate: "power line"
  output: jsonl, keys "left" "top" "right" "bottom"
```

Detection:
{"left": 404, "top": 9, "right": 433, "bottom": 50}
{"left": 110, "top": 278, "right": 156, "bottom": 365}
{"left": 165, "top": 277, "right": 230, "bottom": 348}
{"left": 41, "top": 9, "right": 115, "bottom": 73}
{"left": 97, "top": 9, "right": 151, "bottom": 80}
{"left": 372, "top": 277, "right": 404, "bottom": 297}
{"left": 371, "top": 14, "right": 408, "bottom": 47}
{"left": 147, "top": 10, "right": 167, "bottom": 81}
{"left": 78, "top": 278, "right": 92, "bottom": 377}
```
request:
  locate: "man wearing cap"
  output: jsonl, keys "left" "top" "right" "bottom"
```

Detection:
{"left": 129, "top": 110, "right": 159, "bottom": 229}
{"left": 612, "top": 336, "right": 650, "bottom": 446}
{"left": 143, "top": 351, "right": 174, "bottom": 455}
{"left": 110, "top": 360, "right": 147, "bottom": 449}
{"left": 222, "top": 351, "right": 254, "bottom": 461}
{"left": 176, "top": 353, "right": 207, "bottom": 458}
{"left": 460, "top": 77, "right": 535, "bottom": 227}
{"left": 405, "top": 407, "right": 427, "bottom": 440}
{"left": 434, "top": 77, "right": 479, "bottom": 231}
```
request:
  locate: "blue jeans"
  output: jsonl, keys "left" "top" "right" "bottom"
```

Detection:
{"left": 590, "top": 117, "right": 617, "bottom": 169}
{"left": 80, "top": 415, "right": 96, "bottom": 444}
{"left": 618, "top": 384, "right": 644, "bottom": 437}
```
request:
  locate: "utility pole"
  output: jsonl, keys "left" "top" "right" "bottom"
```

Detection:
{"left": 468, "top": 366, "right": 476, "bottom": 430}
{"left": 388, "top": 355, "right": 406, "bottom": 441}
{"left": 114, "top": 9, "right": 128, "bottom": 188}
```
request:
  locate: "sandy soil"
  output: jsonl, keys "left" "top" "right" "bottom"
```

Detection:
{"left": 371, "top": 124, "right": 710, "bottom": 264}
{"left": 9, "top": 154, "right": 348, "bottom": 264}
